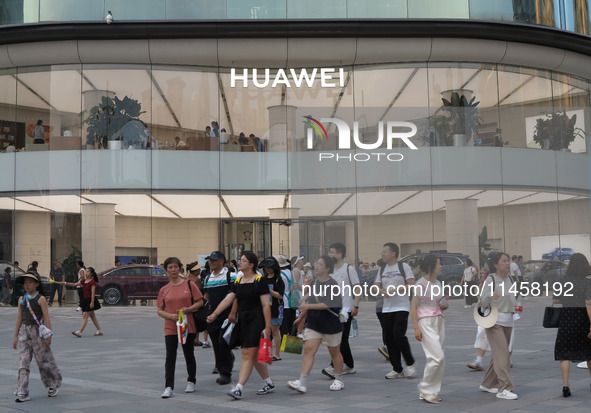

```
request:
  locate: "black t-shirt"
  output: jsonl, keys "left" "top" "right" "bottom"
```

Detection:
{"left": 230, "top": 275, "right": 270, "bottom": 313}
{"left": 305, "top": 277, "right": 343, "bottom": 334}
{"left": 266, "top": 275, "right": 285, "bottom": 318}
{"left": 50, "top": 268, "right": 64, "bottom": 282}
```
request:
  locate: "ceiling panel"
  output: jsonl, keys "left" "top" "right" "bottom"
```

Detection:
{"left": 15, "top": 195, "right": 81, "bottom": 213}
{"left": 290, "top": 193, "right": 351, "bottom": 216}
{"left": 152, "top": 194, "right": 227, "bottom": 219}
{"left": 82, "top": 194, "right": 176, "bottom": 217}
{"left": 223, "top": 194, "right": 285, "bottom": 217}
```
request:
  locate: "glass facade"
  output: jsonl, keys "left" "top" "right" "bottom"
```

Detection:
{"left": 0, "top": 56, "right": 589, "bottom": 278}
{"left": 1, "top": 1, "right": 591, "bottom": 36}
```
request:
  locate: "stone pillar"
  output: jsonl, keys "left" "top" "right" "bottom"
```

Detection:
{"left": 82, "top": 203, "right": 115, "bottom": 274}
{"left": 445, "top": 199, "right": 479, "bottom": 265}
{"left": 269, "top": 207, "right": 300, "bottom": 258}
{"left": 14, "top": 211, "right": 51, "bottom": 276}
{"left": 268, "top": 105, "right": 297, "bottom": 152}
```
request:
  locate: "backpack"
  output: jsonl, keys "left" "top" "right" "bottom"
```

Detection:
{"left": 378, "top": 261, "right": 412, "bottom": 301}
{"left": 234, "top": 274, "right": 263, "bottom": 291}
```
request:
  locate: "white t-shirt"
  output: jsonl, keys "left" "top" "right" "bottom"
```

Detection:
{"left": 510, "top": 262, "right": 521, "bottom": 277}
{"left": 330, "top": 262, "right": 360, "bottom": 312}
{"left": 375, "top": 262, "right": 414, "bottom": 313}
{"left": 464, "top": 266, "right": 476, "bottom": 282}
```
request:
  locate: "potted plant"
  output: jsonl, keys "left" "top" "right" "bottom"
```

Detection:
{"left": 532, "top": 110, "right": 584, "bottom": 151}
{"left": 437, "top": 91, "right": 483, "bottom": 146}
{"left": 84, "top": 95, "right": 146, "bottom": 149}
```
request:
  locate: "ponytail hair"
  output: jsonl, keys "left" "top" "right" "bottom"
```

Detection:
{"left": 87, "top": 267, "right": 99, "bottom": 283}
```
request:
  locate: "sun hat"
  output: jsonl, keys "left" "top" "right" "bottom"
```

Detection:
{"left": 293, "top": 256, "right": 305, "bottom": 266}
{"left": 16, "top": 271, "right": 41, "bottom": 285}
{"left": 473, "top": 304, "right": 499, "bottom": 328}
{"left": 303, "top": 262, "right": 312, "bottom": 268}
{"left": 273, "top": 254, "right": 289, "bottom": 268}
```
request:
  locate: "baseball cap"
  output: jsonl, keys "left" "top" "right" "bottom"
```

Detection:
{"left": 206, "top": 251, "right": 226, "bottom": 262}
{"left": 273, "top": 254, "right": 289, "bottom": 268}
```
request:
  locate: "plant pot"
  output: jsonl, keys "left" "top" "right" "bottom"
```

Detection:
{"left": 108, "top": 140, "right": 123, "bottom": 150}
{"left": 453, "top": 134, "right": 466, "bottom": 147}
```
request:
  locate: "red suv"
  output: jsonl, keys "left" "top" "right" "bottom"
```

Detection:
{"left": 95, "top": 265, "right": 168, "bottom": 305}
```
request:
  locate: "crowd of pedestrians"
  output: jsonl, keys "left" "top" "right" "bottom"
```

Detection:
{"left": 6, "top": 247, "right": 591, "bottom": 406}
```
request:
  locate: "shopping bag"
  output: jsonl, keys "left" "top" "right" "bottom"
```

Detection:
{"left": 222, "top": 321, "right": 235, "bottom": 345}
{"left": 177, "top": 309, "right": 188, "bottom": 345}
{"left": 543, "top": 305, "right": 561, "bottom": 328}
{"left": 257, "top": 337, "right": 273, "bottom": 364}
{"left": 349, "top": 318, "right": 359, "bottom": 337}
{"left": 280, "top": 334, "right": 303, "bottom": 354}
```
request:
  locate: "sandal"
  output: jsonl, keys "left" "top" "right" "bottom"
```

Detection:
{"left": 329, "top": 379, "right": 344, "bottom": 391}
{"left": 272, "top": 356, "right": 282, "bottom": 361}
{"left": 71, "top": 331, "right": 81, "bottom": 338}
{"left": 420, "top": 394, "right": 441, "bottom": 404}
{"left": 94, "top": 331, "right": 103, "bottom": 336}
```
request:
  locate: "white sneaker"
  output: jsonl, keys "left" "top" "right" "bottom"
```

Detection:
{"left": 185, "top": 382, "right": 196, "bottom": 393}
{"left": 479, "top": 385, "right": 498, "bottom": 394}
{"left": 342, "top": 366, "right": 356, "bottom": 375}
{"left": 464, "top": 305, "right": 472, "bottom": 309}
{"left": 202, "top": 341, "right": 211, "bottom": 349}
{"left": 385, "top": 369, "right": 405, "bottom": 379}
{"left": 76, "top": 306, "right": 81, "bottom": 312}
{"left": 496, "top": 389, "right": 518, "bottom": 400}
{"left": 161, "top": 387, "right": 173, "bottom": 398}
{"left": 321, "top": 366, "right": 335, "bottom": 378}
{"left": 404, "top": 364, "right": 416, "bottom": 378}
{"left": 577, "top": 361, "right": 588, "bottom": 369}
{"left": 287, "top": 379, "right": 307, "bottom": 393}
{"left": 329, "top": 379, "right": 344, "bottom": 391}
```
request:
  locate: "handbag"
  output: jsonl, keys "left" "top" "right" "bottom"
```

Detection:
{"left": 280, "top": 334, "right": 303, "bottom": 354}
{"left": 25, "top": 298, "right": 53, "bottom": 339}
{"left": 189, "top": 280, "right": 208, "bottom": 332}
{"left": 257, "top": 337, "right": 273, "bottom": 364}
{"left": 543, "top": 305, "right": 562, "bottom": 328}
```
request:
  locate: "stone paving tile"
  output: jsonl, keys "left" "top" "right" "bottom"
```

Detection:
{"left": 1, "top": 296, "right": 590, "bottom": 412}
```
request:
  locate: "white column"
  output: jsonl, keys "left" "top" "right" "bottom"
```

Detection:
{"left": 445, "top": 199, "right": 479, "bottom": 264}
{"left": 268, "top": 105, "right": 297, "bottom": 152}
{"left": 269, "top": 207, "right": 300, "bottom": 258}
{"left": 14, "top": 211, "right": 51, "bottom": 276}
{"left": 82, "top": 203, "right": 115, "bottom": 274}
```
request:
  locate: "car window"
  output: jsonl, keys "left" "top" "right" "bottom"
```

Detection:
{"left": 441, "top": 257, "right": 462, "bottom": 266}
{"left": 150, "top": 267, "right": 167, "bottom": 277}
{"left": 108, "top": 267, "right": 143, "bottom": 277}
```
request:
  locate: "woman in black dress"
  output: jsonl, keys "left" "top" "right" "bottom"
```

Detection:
{"left": 207, "top": 251, "right": 273, "bottom": 400}
{"left": 553, "top": 253, "right": 591, "bottom": 397}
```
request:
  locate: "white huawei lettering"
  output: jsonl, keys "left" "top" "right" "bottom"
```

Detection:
{"left": 230, "top": 68, "right": 346, "bottom": 88}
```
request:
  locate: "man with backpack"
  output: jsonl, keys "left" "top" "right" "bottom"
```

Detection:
{"left": 321, "top": 242, "right": 361, "bottom": 378}
{"left": 202, "top": 251, "right": 236, "bottom": 385}
{"left": 374, "top": 242, "right": 416, "bottom": 379}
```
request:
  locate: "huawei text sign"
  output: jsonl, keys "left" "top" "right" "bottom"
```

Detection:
{"left": 230, "top": 68, "right": 345, "bottom": 88}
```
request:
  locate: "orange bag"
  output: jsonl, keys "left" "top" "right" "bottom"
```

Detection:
{"left": 257, "top": 337, "right": 273, "bottom": 364}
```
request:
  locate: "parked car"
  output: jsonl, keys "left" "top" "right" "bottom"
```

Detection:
{"left": 94, "top": 265, "right": 168, "bottom": 305}
{"left": 541, "top": 247, "right": 574, "bottom": 261}
{"left": 525, "top": 260, "right": 567, "bottom": 285}
{"left": 0, "top": 261, "right": 51, "bottom": 299}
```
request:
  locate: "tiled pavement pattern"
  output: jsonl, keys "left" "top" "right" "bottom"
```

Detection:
{"left": 1, "top": 296, "right": 590, "bottom": 412}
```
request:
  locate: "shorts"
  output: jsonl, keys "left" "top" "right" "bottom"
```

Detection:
{"left": 271, "top": 317, "right": 283, "bottom": 326}
{"left": 304, "top": 328, "right": 341, "bottom": 348}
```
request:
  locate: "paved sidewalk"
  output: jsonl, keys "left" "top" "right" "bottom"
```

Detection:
{"left": 1, "top": 296, "right": 590, "bottom": 412}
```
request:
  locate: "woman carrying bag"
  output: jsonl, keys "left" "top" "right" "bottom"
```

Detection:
{"left": 552, "top": 253, "right": 591, "bottom": 397}
{"left": 207, "top": 251, "right": 274, "bottom": 400}
{"left": 477, "top": 252, "right": 519, "bottom": 400}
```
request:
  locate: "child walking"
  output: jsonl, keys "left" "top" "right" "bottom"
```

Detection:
{"left": 62, "top": 267, "right": 103, "bottom": 337}
{"left": 12, "top": 271, "right": 62, "bottom": 402}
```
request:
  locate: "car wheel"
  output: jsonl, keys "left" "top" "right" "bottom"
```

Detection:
{"left": 102, "top": 286, "right": 123, "bottom": 305}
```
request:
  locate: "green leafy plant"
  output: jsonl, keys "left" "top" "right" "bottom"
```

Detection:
{"left": 532, "top": 110, "right": 584, "bottom": 150}
{"left": 57, "top": 245, "right": 82, "bottom": 283}
{"left": 84, "top": 95, "right": 146, "bottom": 148}
{"left": 436, "top": 92, "right": 483, "bottom": 146}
